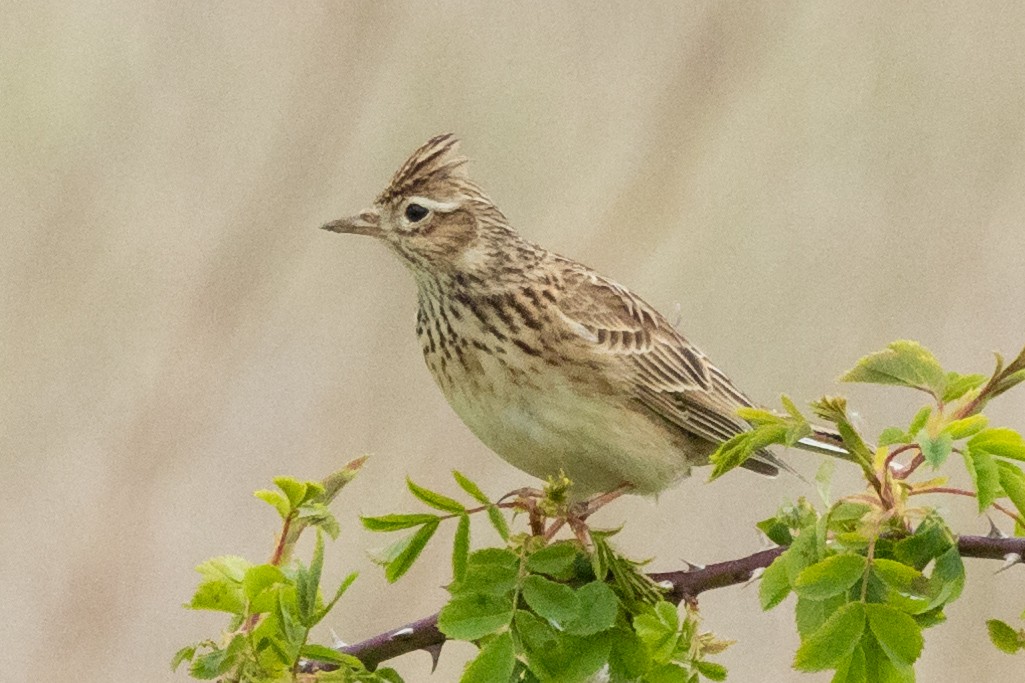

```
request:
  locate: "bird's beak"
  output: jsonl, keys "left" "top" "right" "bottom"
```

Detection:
{"left": 320, "top": 209, "right": 382, "bottom": 237}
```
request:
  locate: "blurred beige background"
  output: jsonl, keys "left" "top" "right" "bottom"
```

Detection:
{"left": 3, "top": 2, "right": 1025, "bottom": 681}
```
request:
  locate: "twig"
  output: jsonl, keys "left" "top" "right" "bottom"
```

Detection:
{"left": 317, "top": 534, "right": 1025, "bottom": 671}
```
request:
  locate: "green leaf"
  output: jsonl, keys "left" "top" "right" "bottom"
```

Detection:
{"left": 810, "top": 397, "right": 874, "bottom": 467}
{"left": 526, "top": 541, "right": 581, "bottom": 578}
{"left": 295, "top": 531, "right": 325, "bottom": 624}
{"left": 861, "top": 632, "right": 914, "bottom": 683}
{"left": 864, "top": 603, "right": 923, "bottom": 666}
{"left": 195, "top": 555, "right": 250, "bottom": 583}
{"left": 453, "top": 513, "right": 470, "bottom": 582}
{"left": 986, "top": 619, "right": 1025, "bottom": 654}
{"left": 297, "top": 502, "right": 341, "bottom": 539}
{"left": 374, "top": 668, "right": 405, "bottom": 683}
{"left": 998, "top": 461, "right": 1025, "bottom": 522}
{"left": 878, "top": 427, "right": 909, "bottom": 447}
{"left": 993, "top": 367, "right": 1025, "bottom": 399}
{"left": 189, "top": 579, "right": 245, "bottom": 615}
{"left": 514, "top": 609, "right": 557, "bottom": 651}
{"left": 760, "top": 554, "right": 792, "bottom": 610}
{"left": 189, "top": 635, "right": 245, "bottom": 679}
{"left": 709, "top": 422, "right": 793, "bottom": 480}
{"left": 242, "top": 564, "right": 287, "bottom": 602}
{"left": 839, "top": 340, "right": 947, "bottom": 397}
{"left": 254, "top": 489, "right": 292, "bottom": 519}
{"left": 870, "top": 559, "right": 925, "bottom": 596}
{"left": 795, "top": 594, "right": 848, "bottom": 639}
{"left": 563, "top": 581, "right": 619, "bottom": 636}
{"left": 756, "top": 515, "right": 793, "bottom": 546}
{"left": 521, "top": 575, "right": 580, "bottom": 626}
{"left": 318, "top": 570, "right": 359, "bottom": 621}
{"left": 894, "top": 518, "right": 951, "bottom": 570}
{"left": 438, "top": 593, "right": 514, "bottom": 640}
{"left": 828, "top": 502, "right": 872, "bottom": 528}
{"left": 782, "top": 394, "right": 806, "bottom": 420}
{"left": 917, "top": 431, "right": 953, "bottom": 468}
{"left": 736, "top": 406, "right": 786, "bottom": 424}
{"left": 941, "top": 372, "right": 987, "bottom": 402}
{"left": 942, "top": 414, "right": 988, "bottom": 440}
{"left": 274, "top": 476, "right": 308, "bottom": 508}
{"left": 990, "top": 345, "right": 1025, "bottom": 399}
{"left": 486, "top": 505, "right": 510, "bottom": 541}
{"left": 832, "top": 643, "right": 867, "bottom": 683}
{"left": 170, "top": 644, "right": 197, "bottom": 672}
{"left": 301, "top": 481, "right": 326, "bottom": 504}
{"left": 461, "top": 631, "right": 515, "bottom": 682}
{"left": 634, "top": 602, "right": 680, "bottom": 664}
{"left": 644, "top": 663, "right": 690, "bottom": 683}
{"left": 452, "top": 549, "right": 520, "bottom": 597}
{"left": 608, "top": 628, "right": 650, "bottom": 679}
{"left": 523, "top": 632, "right": 613, "bottom": 683}
{"left": 188, "top": 648, "right": 233, "bottom": 680}
{"left": 794, "top": 554, "right": 867, "bottom": 600}
{"left": 794, "top": 602, "right": 866, "bottom": 672}
{"left": 783, "top": 530, "right": 821, "bottom": 586}
{"left": 452, "top": 470, "right": 490, "bottom": 503}
{"left": 926, "top": 546, "right": 965, "bottom": 610}
{"left": 407, "top": 477, "right": 466, "bottom": 513}
{"left": 275, "top": 586, "right": 305, "bottom": 648}
{"left": 299, "top": 643, "right": 348, "bottom": 665}
{"left": 908, "top": 406, "right": 932, "bottom": 439}
{"left": 970, "top": 427, "right": 1025, "bottom": 462}
{"left": 319, "top": 456, "right": 368, "bottom": 503}
{"left": 695, "top": 660, "right": 728, "bottom": 681}
{"left": 384, "top": 519, "right": 439, "bottom": 582}
{"left": 361, "top": 513, "right": 441, "bottom": 532}
{"left": 963, "top": 444, "right": 1001, "bottom": 510}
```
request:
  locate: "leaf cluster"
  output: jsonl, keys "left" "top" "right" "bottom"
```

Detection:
{"left": 173, "top": 460, "right": 401, "bottom": 682}
{"left": 362, "top": 472, "right": 732, "bottom": 682}
{"left": 174, "top": 339, "right": 1025, "bottom": 681}
{"left": 709, "top": 339, "right": 1025, "bottom": 676}
{"left": 759, "top": 506, "right": 964, "bottom": 682}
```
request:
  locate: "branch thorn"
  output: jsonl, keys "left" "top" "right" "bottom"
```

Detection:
{"left": 995, "top": 553, "right": 1024, "bottom": 574}
{"left": 329, "top": 629, "right": 347, "bottom": 649}
{"left": 986, "top": 516, "right": 1008, "bottom": 539}
{"left": 423, "top": 642, "right": 444, "bottom": 672}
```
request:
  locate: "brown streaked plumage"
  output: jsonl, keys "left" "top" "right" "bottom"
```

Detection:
{"left": 321, "top": 134, "right": 842, "bottom": 496}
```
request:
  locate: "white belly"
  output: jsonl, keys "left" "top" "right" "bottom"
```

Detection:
{"left": 442, "top": 371, "right": 692, "bottom": 496}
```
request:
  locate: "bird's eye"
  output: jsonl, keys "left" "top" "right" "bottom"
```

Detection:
{"left": 405, "top": 203, "right": 429, "bottom": 222}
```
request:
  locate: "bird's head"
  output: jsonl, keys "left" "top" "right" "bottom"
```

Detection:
{"left": 321, "top": 134, "right": 516, "bottom": 279}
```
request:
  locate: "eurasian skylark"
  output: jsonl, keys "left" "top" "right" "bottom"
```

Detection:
{"left": 322, "top": 134, "right": 841, "bottom": 497}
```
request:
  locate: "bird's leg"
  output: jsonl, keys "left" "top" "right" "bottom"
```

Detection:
{"left": 499, "top": 483, "right": 633, "bottom": 543}
{"left": 497, "top": 486, "right": 545, "bottom": 505}
{"left": 578, "top": 482, "right": 633, "bottom": 520}
{"left": 498, "top": 487, "right": 547, "bottom": 537}
{"left": 549, "top": 483, "right": 634, "bottom": 547}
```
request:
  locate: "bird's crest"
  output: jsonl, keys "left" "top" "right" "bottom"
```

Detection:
{"left": 377, "top": 133, "right": 470, "bottom": 204}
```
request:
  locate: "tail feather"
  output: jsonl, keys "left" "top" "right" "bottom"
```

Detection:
{"left": 797, "top": 425, "right": 851, "bottom": 458}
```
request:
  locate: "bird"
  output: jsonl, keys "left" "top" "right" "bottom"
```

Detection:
{"left": 321, "top": 134, "right": 843, "bottom": 499}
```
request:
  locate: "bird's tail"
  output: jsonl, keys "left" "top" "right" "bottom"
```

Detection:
{"left": 796, "top": 424, "right": 851, "bottom": 458}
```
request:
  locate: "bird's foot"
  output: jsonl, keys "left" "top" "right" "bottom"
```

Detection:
{"left": 498, "top": 487, "right": 547, "bottom": 536}
{"left": 545, "top": 483, "right": 634, "bottom": 546}
{"left": 577, "top": 483, "right": 633, "bottom": 520}
{"left": 498, "top": 482, "right": 633, "bottom": 544}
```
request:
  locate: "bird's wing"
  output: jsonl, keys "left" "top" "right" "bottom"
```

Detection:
{"left": 555, "top": 270, "right": 783, "bottom": 473}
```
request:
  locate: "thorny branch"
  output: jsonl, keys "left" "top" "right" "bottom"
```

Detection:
{"left": 312, "top": 534, "right": 1025, "bottom": 672}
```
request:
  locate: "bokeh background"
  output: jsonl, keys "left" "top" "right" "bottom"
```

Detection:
{"left": 4, "top": 2, "right": 1025, "bottom": 681}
